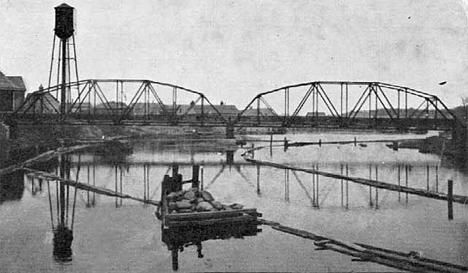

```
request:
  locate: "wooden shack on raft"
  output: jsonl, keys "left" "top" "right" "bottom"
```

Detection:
{"left": 156, "top": 165, "right": 262, "bottom": 270}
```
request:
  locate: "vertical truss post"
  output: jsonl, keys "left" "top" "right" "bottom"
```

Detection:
{"left": 284, "top": 87, "right": 289, "bottom": 125}
{"left": 201, "top": 96, "right": 204, "bottom": 126}
{"left": 397, "top": 89, "right": 401, "bottom": 119}
{"left": 257, "top": 96, "right": 261, "bottom": 125}
{"left": 311, "top": 87, "right": 315, "bottom": 123}
{"left": 144, "top": 84, "right": 148, "bottom": 122}
{"left": 345, "top": 83, "right": 348, "bottom": 118}
{"left": 315, "top": 85, "right": 319, "bottom": 120}
{"left": 368, "top": 86, "right": 372, "bottom": 120}
{"left": 172, "top": 87, "right": 177, "bottom": 124}
{"left": 426, "top": 99, "right": 429, "bottom": 127}
{"left": 405, "top": 88, "right": 408, "bottom": 118}
{"left": 116, "top": 81, "right": 119, "bottom": 116}
{"left": 93, "top": 81, "right": 97, "bottom": 116}
{"left": 374, "top": 86, "right": 378, "bottom": 126}
{"left": 340, "top": 83, "right": 344, "bottom": 126}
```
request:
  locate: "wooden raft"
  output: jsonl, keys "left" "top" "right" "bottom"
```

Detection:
{"left": 160, "top": 166, "right": 261, "bottom": 229}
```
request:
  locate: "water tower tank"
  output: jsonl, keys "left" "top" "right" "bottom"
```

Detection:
{"left": 54, "top": 3, "right": 74, "bottom": 39}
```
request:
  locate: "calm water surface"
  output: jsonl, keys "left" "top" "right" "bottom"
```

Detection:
{"left": 1, "top": 132, "right": 467, "bottom": 272}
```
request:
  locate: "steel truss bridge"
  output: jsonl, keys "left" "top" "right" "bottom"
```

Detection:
{"left": 9, "top": 79, "right": 463, "bottom": 131}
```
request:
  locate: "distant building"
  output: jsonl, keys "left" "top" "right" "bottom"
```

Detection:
{"left": 0, "top": 71, "right": 26, "bottom": 112}
{"left": 21, "top": 89, "right": 60, "bottom": 114}
{"left": 131, "top": 101, "right": 240, "bottom": 118}
{"left": 306, "top": 112, "right": 326, "bottom": 117}
{"left": 94, "top": 101, "right": 127, "bottom": 115}
{"left": 243, "top": 108, "right": 277, "bottom": 116}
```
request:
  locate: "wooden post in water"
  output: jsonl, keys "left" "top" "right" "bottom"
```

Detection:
{"left": 192, "top": 165, "right": 200, "bottom": 188}
{"left": 368, "top": 164, "right": 372, "bottom": 206}
{"left": 426, "top": 165, "right": 430, "bottom": 191}
{"left": 284, "top": 169, "right": 289, "bottom": 202}
{"left": 375, "top": 165, "right": 379, "bottom": 209}
{"left": 284, "top": 137, "right": 288, "bottom": 151}
{"left": 312, "top": 168, "right": 316, "bottom": 207}
{"left": 256, "top": 164, "right": 261, "bottom": 195}
{"left": 172, "top": 164, "right": 178, "bottom": 179}
{"left": 405, "top": 165, "right": 409, "bottom": 204}
{"left": 200, "top": 166, "right": 204, "bottom": 191}
{"left": 397, "top": 165, "right": 401, "bottom": 202}
{"left": 251, "top": 143, "right": 255, "bottom": 159}
{"left": 345, "top": 165, "right": 348, "bottom": 209}
{"left": 270, "top": 134, "right": 273, "bottom": 156}
{"left": 448, "top": 180, "right": 453, "bottom": 220}
{"left": 354, "top": 137, "right": 357, "bottom": 146}
{"left": 316, "top": 164, "right": 320, "bottom": 208}
{"left": 120, "top": 165, "right": 123, "bottom": 207}
{"left": 116, "top": 165, "right": 119, "bottom": 206}
{"left": 340, "top": 165, "right": 344, "bottom": 207}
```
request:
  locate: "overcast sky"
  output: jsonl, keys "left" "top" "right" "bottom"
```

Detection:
{"left": 1, "top": 0, "right": 468, "bottom": 108}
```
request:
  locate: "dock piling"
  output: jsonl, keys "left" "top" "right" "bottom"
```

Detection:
{"left": 448, "top": 180, "right": 453, "bottom": 220}
{"left": 270, "top": 134, "right": 273, "bottom": 156}
{"left": 192, "top": 165, "right": 200, "bottom": 188}
{"left": 200, "top": 166, "right": 204, "bottom": 191}
{"left": 256, "top": 164, "right": 261, "bottom": 195}
{"left": 375, "top": 165, "right": 379, "bottom": 209}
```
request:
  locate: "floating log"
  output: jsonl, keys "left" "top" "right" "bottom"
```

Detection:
{"left": 287, "top": 138, "right": 424, "bottom": 147}
{"left": 166, "top": 209, "right": 261, "bottom": 222}
{"left": 246, "top": 158, "right": 468, "bottom": 205}
{"left": 260, "top": 219, "right": 467, "bottom": 273}
{"left": 0, "top": 144, "right": 93, "bottom": 176}
{"left": 23, "top": 168, "right": 161, "bottom": 206}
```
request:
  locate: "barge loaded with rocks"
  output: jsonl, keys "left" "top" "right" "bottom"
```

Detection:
{"left": 156, "top": 165, "right": 262, "bottom": 270}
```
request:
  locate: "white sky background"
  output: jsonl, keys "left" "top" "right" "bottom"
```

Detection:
{"left": 1, "top": 0, "right": 468, "bottom": 108}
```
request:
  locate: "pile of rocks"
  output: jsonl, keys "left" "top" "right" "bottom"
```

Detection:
{"left": 166, "top": 188, "right": 244, "bottom": 213}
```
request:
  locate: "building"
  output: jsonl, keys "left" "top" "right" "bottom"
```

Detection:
{"left": 21, "top": 91, "right": 60, "bottom": 114}
{"left": 130, "top": 101, "right": 240, "bottom": 118}
{"left": 243, "top": 108, "right": 277, "bottom": 116}
{"left": 306, "top": 112, "right": 326, "bottom": 117}
{"left": 0, "top": 71, "right": 26, "bottom": 112}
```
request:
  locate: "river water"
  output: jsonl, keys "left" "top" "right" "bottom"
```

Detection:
{"left": 0, "top": 132, "right": 467, "bottom": 272}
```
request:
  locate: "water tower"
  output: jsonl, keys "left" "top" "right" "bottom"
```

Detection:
{"left": 49, "top": 3, "right": 80, "bottom": 116}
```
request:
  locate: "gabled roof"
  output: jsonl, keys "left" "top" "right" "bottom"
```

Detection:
{"left": 0, "top": 71, "right": 23, "bottom": 91}
{"left": 7, "top": 76, "right": 26, "bottom": 91}
{"left": 243, "top": 108, "right": 277, "bottom": 116}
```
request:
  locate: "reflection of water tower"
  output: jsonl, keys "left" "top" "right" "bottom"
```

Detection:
{"left": 50, "top": 3, "right": 80, "bottom": 116}
{"left": 47, "top": 154, "right": 77, "bottom": 262}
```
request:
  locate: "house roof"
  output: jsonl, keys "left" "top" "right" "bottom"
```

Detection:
{"left": 0, "top": 71, "right": 24, "bottom": 91}
{"left": 7, "top": 76, "right": 26, "bottom": 91}
{"left": 243, "top": 108, "right": 277, "bottom": 116}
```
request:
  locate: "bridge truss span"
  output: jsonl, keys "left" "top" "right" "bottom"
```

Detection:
{"left": 237, "top": 81, "right": 460, "bottom": 130}
{"left": 14, "top": 79, "right": 228, "bottom": 125}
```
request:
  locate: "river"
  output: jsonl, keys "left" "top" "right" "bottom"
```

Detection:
{"left": 0, "top": 131, "right": 467, "bottom": 272}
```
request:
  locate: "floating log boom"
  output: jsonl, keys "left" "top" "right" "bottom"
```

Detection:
{"left": 260, "top": 219, "right": 467, "bottom": 273}
{"left": 23, "top": 168, "right": 160, "bottom": 206}
{"left": 246, "top": 158, "right": 468, "bottom": 205}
